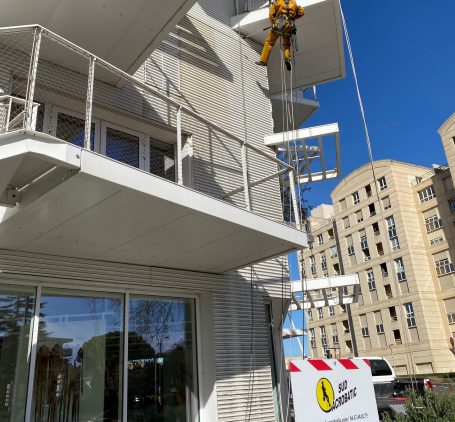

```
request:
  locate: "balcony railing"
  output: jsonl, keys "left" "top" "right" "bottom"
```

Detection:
{"left": 0, "top": 25, "right": 302, "bottom": 227}
{"left": 410, "top": 165, "right": 449, "bottom": 186}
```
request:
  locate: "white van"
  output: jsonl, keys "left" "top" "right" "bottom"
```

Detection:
{"left": 354, "top": 357, "right": 396, "bottom": 398}
{"left": 354, "top": 357, "right": 396, "bottom": 384}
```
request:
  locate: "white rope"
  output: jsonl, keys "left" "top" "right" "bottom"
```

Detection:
{"left": 340, "top": 0, "right": 418, "bottom": 385}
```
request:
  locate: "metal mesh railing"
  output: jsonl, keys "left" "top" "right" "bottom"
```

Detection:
{"left": 0, "top": 25, "right": 301, "bottom": 227}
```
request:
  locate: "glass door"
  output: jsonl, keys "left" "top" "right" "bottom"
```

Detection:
{"left": 30, "top": 290, "right": 124, "bottom": 422}
{"left": 127, "top": 296, "right": 197, "bottom": 421}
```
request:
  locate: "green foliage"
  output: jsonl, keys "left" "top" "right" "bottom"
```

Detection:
{"left": 383, "top": 386, "right": 455, "bottom": 422}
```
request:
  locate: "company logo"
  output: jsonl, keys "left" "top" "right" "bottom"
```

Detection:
{"left": 316, "top": 377, "right": 334, "bottom": 413}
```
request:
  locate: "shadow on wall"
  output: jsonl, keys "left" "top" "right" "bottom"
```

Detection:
{"left": 174, "top": 17, "right": 234, "bottom": 83}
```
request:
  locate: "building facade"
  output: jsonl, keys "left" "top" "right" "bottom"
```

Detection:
{"left": 0, "top": 0, "right": 351, "bottom": 420}
{"left": 304, "top": 119, "right": 455, "bottom": 375}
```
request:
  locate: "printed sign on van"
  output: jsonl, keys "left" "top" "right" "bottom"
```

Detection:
{"left": 290, "top": 359, "right": 379, "bottom": 422}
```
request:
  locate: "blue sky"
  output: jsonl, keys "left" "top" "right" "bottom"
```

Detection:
{"left": 302, "top": 0, "right": 455, "bottom": 209}
{"left": 284, "top": 0, "right": 455, "bottom": 358}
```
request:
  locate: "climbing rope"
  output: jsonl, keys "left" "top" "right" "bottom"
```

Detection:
{"left": 339, "top": 0, "right": 418, "bottom": 386}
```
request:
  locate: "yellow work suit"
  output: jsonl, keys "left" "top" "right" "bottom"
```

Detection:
{"left": 259, "top": 0, "right": 304, "bottom": 64}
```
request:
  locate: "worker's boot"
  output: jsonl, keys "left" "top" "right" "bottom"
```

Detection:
{"left": 285, "top": 58, "right": 292, "bottom": 71}
{"left": 255, "top": 60, "right": 267, "bottom": 66}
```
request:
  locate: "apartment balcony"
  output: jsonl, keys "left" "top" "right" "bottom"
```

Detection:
{"left": 0, "top": 26, "right": 307, "bottom": 274}
{"left": 0, "top": 0, "right": 197, "bottom": 75}
{"left": 289, "top": 274, "right": 360, "bottom": 311}
{"left": 231, "top": 0, "right": 345, "bottom": 96}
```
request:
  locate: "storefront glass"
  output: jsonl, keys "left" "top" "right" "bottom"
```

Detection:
{"left": 127, "top": 296, "right": 197, "bottom": 421}
{"left": 31, "top": 290, "right": 123, "bottom": 422}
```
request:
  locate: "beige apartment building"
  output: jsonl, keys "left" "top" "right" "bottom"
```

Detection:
{"left": 303, "top": 113, "right": 455, "bottom": 376}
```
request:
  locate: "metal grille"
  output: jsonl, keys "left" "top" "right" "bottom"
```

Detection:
{"left": 105, "top": 127, "right": 140, "bottom": 168}
{"left": 55, "top": 112, "right": 95, "bottom": 150}
{"left": 150, "top": 138, "right": 175, "bottom": 182}
{"left": 0, "top": 25, "right": 299, "bottom": 224}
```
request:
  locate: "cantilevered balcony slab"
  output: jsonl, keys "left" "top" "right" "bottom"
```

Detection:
{"left": 289, "top": 274, "right": 360, "bottom": 311}
{"left": 0, "top": 0, "right": 196, "bottom": 74}
{"left": 232, "top": 0, "right": 345, "bottom": 95}
{"left": 0, "top": 131, "right": 307, "bottom": 273}
{"left": 265, "top": 123, "right": 341, "bottom": 183}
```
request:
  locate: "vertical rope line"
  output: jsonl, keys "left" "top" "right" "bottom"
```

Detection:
{"left": 340, "top": 0, "right": 418, "bottom": 385}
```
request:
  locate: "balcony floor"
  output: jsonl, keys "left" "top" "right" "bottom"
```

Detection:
{"left": 0, "top": 131, "right": 307, "bottom": 273}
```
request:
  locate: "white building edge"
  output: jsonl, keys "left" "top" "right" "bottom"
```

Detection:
{"left": 0, "top": 0, "right": 351, "bottom": 420}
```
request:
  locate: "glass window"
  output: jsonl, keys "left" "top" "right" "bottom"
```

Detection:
{"left": 321, "top": 254, "right": 327, "bottom": 270}
{"left": 395, "top": 258, "right": 406, "bottom": 282}
{"left": 418, "top": 185, "right": 436, "bottom": 203}
{"left": 31, "top": 290, "right": 123, "bottom": 422}
{"left": 355, "top": 210, "right": 363, "bottom": 223}
{"left": 106, "top": 127, "right": 140, "bottom": 168}
{"left": 382, "top": 196, "right": 391, "bottom": 210}
{"left": 369, "top": 359, "right": 392, "bottom": 376}
{"left": 56, "top": 112, "right": 95, "bottom": 150}
{"left": 0, "top": 285, "right": 36, "bottom": 422}
{"left": 352, "top": 192, "right": 360, "bottom": 205}
{"left": 343, "top": 216, "right": 350, "bottom": 230}
{"left": 310, "top": 256, "right": 316, "bottom": 274}
{"left": 317, "top": 234, "right": 324, "bottom": 246}
{"left": 307, "top": 310, "right": 313, "bottom": 322}
{"left": 329, "top": 306, "right": 335, "bottom": 317}
{"left": 404, "top": 303, "right": 416, "bottom": 328}
{"left": 320, "top": 326, "right": 327, "bottom": 347}
{"left": 127, "top": 295, "right": 197, "bottom": 421}
{"left": 367, "top": 270, "right": 376, "bottom": 291}
{"left": 378, "top": 177, "right": 387, "bottom": 191}
{"left": 318, "top": 308, "right": 323, "bottom": 320}
{"left": 332, "top": 326, "right": 339, "bottom": 344}
{"left": 435, "top": 258, "right": 455, "bottom": 276}
{"left": 425, "top": 215, "right": 443, "bottom": 233}
{"left": 150, "top": 138, "right": 176, "bottom": 182}
{"left": 310, "top": 329, "right": 316, "bottom": 348}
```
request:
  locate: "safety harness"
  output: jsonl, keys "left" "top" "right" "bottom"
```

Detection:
{"left": 272, "top": 0, "right": 297, "bottom": 36}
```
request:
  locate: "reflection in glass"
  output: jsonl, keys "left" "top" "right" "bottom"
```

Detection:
{"left": 32, "top": 291, "right": 123, "bottom": 422}
{"left": 128, "top": 296, "right": 197, "bottom": 421}
{"left": 56, "top": 113, "right": 95, "bottom": 150}
{"left": 106, "top": 127, "right": 140, "bottom": 168}
{"left": 0, "top": 286, "right": 35, "bottom": 422}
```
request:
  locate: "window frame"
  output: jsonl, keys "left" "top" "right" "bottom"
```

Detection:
{"left": 418, "top": 185, "right": 436, "bottom": 203}
{"left": 0, "top": 280, "right": 203, "bottom": 422}
{"left": 378, "top": 177, "right": 387, "bottom": 191}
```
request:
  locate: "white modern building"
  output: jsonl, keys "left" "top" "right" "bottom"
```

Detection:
{"left": 0, "top": 0, "right": 345, "bottom": 420}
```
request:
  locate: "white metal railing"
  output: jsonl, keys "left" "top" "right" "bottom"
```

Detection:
{"left": 410, "top": 165, "right": 449, "bottom": 186}
{"left": 0, "top": 96, "right": 40, "bottom": 133}
{"left": 311, "top": 216, "right": 335, "bottom": 231}
{"left": 0, "top": 25, "right": 302, "bottom": 227}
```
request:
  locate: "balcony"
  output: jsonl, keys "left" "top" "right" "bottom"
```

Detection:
{"left": 231, "top": 0, "right": 346, "bottom": 95}
{"left": 0, "top": 0, "right": 196, "bottom": 74}
{"left": 289, "top": 274, "right": 360, "bottom": 311}
{"left": 0, "top": 26, "right": 307, "bottom": 273}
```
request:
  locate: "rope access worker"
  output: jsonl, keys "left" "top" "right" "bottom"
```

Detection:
{"left": 255, "top": 0, "right": 304, "bottom": 71}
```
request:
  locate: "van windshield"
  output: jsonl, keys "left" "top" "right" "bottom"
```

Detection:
{"left": 369, "top": 359, "right": 392, "bottom": 376}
